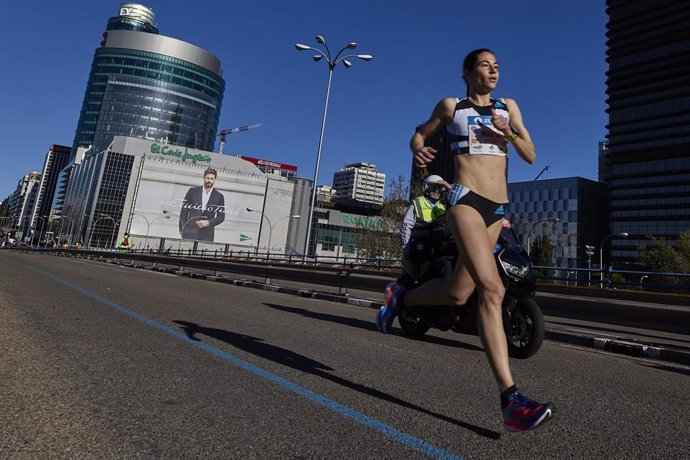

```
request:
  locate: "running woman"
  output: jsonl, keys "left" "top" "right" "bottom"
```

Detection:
{"left": 377, "top": 48, "right": 554, "bottom": 432}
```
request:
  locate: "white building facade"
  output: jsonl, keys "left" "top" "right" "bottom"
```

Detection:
{"left": 332, "top": 162, "right": 385, "bottom": 207}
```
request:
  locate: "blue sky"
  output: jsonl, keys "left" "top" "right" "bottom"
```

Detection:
{"left": 0, "top": 1, "right": 608, "bottom": 199}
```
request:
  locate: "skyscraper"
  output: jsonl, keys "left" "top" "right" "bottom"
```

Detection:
{"left": 52, "top": 3, "right": 226, "bottom": 221}
{"left": 29, "top": 144, "right": 70, "bottom": 236}
{"left": 8, "top": 171, "right": 41, "bottom": 239}
{"left": 332, "top": 162, "right": 385, "bottom": 208}
{"left": 604, "top": 0, "right": 690, "bottom": 267}
{"left": 71, "top": 3, "right": 225, "bottom": 159}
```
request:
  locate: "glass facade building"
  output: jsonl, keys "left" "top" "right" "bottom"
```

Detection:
{"left": 604, "top": 0, "right": 690, "bottom": 266}
{"left": 70, "top": 4, "right": 224, "bottom": 160}
{"left": 508, "top": 177, "right": 608, "bottom": 270}
{"left": 29, "top": 144, "right": 70, "bottom": 238}
{"left": 61, "top": 149, "right": 134, "bottom": 246}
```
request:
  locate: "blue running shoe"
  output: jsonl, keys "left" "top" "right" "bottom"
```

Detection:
{"left": 376, "top": 282, "right": 405, "bottom": 333}
{"left": 502, "top": 389, "right": 554, "bottom": 432}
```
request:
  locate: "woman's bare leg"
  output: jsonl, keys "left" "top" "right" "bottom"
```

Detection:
{"left": 402, "top": 262, "right": 475, "bottom": 307}
{"left": 446, "top": 206, "right": 513, "bottom": 391}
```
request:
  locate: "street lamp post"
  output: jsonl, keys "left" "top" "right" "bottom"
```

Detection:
{"left": 98, "top": 214, "right": 119, "bottom": 248}
{"left": 88, "top": 217, "right": 109, "bottom": 248}
{"left": 134, "top": 213, "right": 150, "bottom": 245}
{"left": 295, "top": 35, "right": 372, "bottom": 257}
{"left": 599, "top": 232, "right": 629, "bottom": 288}
{"left": 527, "top": 218, "right": 560, "bottom": 256}
{"left": 275, "top": 214, "right": 300, "bottom": 252}
{"left": 247, "top": 208, "right": 301, "bottom": 253}
{"left": 584, "top": 244, "right": 595, "bottom": 287}
{"left": 57, "top": 215, "right": 74, "bottom": 245}
{"left": 134, "top": 212, "right": 169, "bottom": 248}
{"left": 33, "top": 216, "right": 46, "bottom": 247}
{"left": 181, "top": 216, "right": 207, "bottom": 239}
{"left": 640, "top": 275, "right": 648, "bottom": 288}
{"left": 247, "top": 208, "right": 273, "bottom": 253}
{"left": 145, "top": 214, "right": 171, "bottom": 248}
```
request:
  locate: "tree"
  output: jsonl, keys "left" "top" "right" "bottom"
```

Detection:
{"left": 530, "top": 234, "right": 555, "bottom": 282}
{"left": 356, "top": 175, "right": 409, "bottom": 260}
{"left": 640, "top": 230, "right": 690, "bottom": 291}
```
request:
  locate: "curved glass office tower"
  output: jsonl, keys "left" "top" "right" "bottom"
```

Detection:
{"left": 70, "top": 4, "right": 225, "bottom": 159}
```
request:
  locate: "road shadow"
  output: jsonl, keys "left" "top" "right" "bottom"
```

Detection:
{"left": 263, "top": 303, "right": 484, "bottom": 352}
{"left": 265, "top": 302, "right": 378, "bottom": 331}
{"left": 173, "top": 320, "right": 500, "bottom": 439}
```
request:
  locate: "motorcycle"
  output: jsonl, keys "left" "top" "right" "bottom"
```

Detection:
{"left": 397, "top": 217, "right": 545, "bottom": 359}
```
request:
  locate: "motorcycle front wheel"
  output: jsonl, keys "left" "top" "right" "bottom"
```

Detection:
{"left": 505, "top": 297, "right": 545, "bottom": 359}
{"left": 397, "top": 309, "right": 430, "bottom": 337}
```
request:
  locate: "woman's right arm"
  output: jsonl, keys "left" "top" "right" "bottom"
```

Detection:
{"left": 410, "top": 98, "right": 456, "bottom": 168}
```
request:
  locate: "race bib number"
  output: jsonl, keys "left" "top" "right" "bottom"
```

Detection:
{"left": 468, "top": 116, "right": 506, "bottom": 155}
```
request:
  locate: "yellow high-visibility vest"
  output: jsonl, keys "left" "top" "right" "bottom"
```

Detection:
{"left": 412, "top": 196, "right": 446, "bottom": 223}
{"left": 118, "top": 235, "right": 131, "bottom": 249}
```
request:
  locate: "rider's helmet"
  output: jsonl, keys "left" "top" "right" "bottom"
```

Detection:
{"left": 423, "top": 175, "right": 445, "bottom": 196}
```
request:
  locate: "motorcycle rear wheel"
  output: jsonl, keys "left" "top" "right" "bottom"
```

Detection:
{"left": 397, "top": 309, "right": 431, "bottom": 337}
{"left": 505, "top": 298, "right": 545, "bottom": 359}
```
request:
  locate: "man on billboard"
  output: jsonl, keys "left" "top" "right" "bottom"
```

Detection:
{"left": 179, "top": 167, "right": 225, "bottom": 241}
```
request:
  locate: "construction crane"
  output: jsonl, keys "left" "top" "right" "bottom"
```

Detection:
{"left": 534, "top": 165, "right": 551, "bottom": 181}
{"left": 217, "top": 123, "right": 262, "bottom": 154}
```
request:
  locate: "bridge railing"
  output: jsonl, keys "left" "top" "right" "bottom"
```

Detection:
{"left": 532, "top": 266, "right": 690, "bottom": 293}
{"left": 10, "top": 244, "right": 690, "bottom": 293}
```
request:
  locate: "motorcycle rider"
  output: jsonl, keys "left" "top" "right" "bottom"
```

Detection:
{"left": 376, "top": 48, "right": 554, "bottom": 432}
{"left": 400, "top": 175, "right": 451, "bottom": 278}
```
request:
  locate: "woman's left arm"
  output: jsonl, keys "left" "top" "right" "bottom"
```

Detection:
{"left": 505, "top": 98, "right": 536, "bottom": 164}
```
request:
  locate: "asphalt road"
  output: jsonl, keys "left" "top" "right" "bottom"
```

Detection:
{"left": 1, "top": 251, "right": 689, "bottom": 459}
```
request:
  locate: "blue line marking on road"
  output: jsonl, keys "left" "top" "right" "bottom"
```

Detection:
{"left": 19, "top": 261, "right": 463, "bottom": 460}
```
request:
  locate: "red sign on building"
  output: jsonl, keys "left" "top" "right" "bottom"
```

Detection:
{"left": 240, "top": 155, "right": 297, "bottom": 173}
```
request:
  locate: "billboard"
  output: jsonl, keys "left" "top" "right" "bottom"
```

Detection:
{"left": 130, "top": 157, "right": 266, "bottom": 247}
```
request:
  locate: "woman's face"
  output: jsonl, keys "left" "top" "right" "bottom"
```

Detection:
{"left": 465, "top": 52, "right": 499, "bottom": 93}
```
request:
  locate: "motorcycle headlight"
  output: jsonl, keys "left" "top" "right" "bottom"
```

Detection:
{"left": 500, "top": 259, "right": 530, "bottom": 279}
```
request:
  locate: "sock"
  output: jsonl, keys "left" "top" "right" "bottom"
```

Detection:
{"left": 500, "top": 385, "right": 518, "bottom": 406}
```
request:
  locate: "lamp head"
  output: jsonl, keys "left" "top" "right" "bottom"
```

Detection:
{"left": 343, "top": 59, "right": 352, "bottom": 68}
{"left": 357, "top": 54, "right": 373, "bottom": 61}
{"left": 315, "top": 35, "right": 325, "bottom": 44}
{"left": 295, "top": 43, "right": 310, "bottom": 51}
{"left": 620, "top": 232, "right": 629, "bottom": 237}
{"left": 312, "top": 55, "right": 322, "bottom": 61}
{"left": 347, "top": 42, "right": 357, "bottom": 49}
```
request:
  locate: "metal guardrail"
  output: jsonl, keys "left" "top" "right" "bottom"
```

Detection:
{"left": 81, "top": 246, "right": 404, "bottom": 272}
{"left": 532, "top": 266, "right": 690, "bottom": 292}
{"left": 7, "top": 244, "right": 690, "bottom": 295}
{"left": 23, "top": 246, "right": 396, "bottom": 295}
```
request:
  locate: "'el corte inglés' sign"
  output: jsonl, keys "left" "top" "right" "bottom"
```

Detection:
{"left": 150, "top": 143, "right": 211, "bottom": 164}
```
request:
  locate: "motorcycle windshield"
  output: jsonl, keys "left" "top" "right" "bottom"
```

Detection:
{"left": 500, "top": 227, "right": 525, "bottom": 253}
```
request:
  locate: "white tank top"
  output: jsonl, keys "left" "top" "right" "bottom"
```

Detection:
{"left": 446, "top": 98, "right": 510, "bottom": 156}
